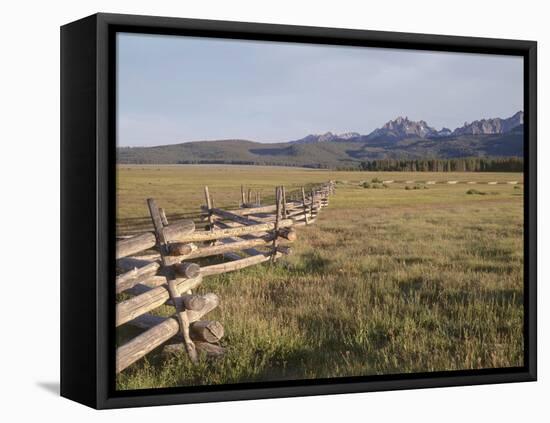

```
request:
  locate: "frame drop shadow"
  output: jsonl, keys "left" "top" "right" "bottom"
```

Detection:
{"left": 36, "top": 381, "right": 60, "bottom": 396}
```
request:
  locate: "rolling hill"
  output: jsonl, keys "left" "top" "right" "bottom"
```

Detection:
{"left": 117, "top": 113, "right": 524, "bottom": 168}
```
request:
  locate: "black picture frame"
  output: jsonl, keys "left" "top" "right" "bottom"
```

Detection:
{"left": 60, "top": 12, "right": 537, "bottom": 409}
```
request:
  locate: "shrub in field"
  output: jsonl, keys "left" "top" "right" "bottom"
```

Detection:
{"left": 467, "top": 189, "right": 500, "bottom": 196}
{"left": 363, "top": 181, "right": 387, "bottom": 189}
{"left": 467, "top": 189, "right": 486, "bottom": 195}
{"left": 406, "top": 185, "right": 427, "bottom": 190}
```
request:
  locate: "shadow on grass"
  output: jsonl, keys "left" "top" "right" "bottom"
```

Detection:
{"left": 418, "top": 287, "right": 522, "bottom": 308}
{"left": 471, "top": 263, "right": 517, "bottom": 275}
{"left": 288, "top": 251, "right": 331, "bottom": 275}
{"left": 480, "top": 289, "right": 523, "bottom": 307}
{"left": 399, "top": 276, "right": 425, "bottom": 296}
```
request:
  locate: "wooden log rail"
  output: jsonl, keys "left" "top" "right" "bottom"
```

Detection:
{"left": 116, "top": 275, "right": 203, "bottom": 327}
{"left": 121, "top": 233, "right": 290, "bottom": 265}
{"left": 115, "top": 180, "right": 335, "bottom": 373}
{"left": 116, "top": 261, "right": 160, "bottom": 294}
{"left": 171, "top": 219, "right": 294, "bottom": 243}
{"left": 201, "top": 251, "right": 283, "bottom": 276}
{"left": 116, "top": 220, "right": 195, "bottom": 259}
{"left": 117, "top": 293, "right": 220, "bottom": 372}
{"left": 115, "top": 181, "right": 331, "bottom": 280}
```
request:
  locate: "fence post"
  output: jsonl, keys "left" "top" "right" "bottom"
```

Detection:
{"left": 204, "top": 186, "right": 214, "bottom": 229}
{"left": 282, "top": 186, "right": 287, "bottom": 219}
{"left": 147, "top": 198, "right": 198, "bottom": 364}
{"left": 301, "top": 187, "right": 309, "bottom": 225}
{"left": 159, "top": 207, "right": 169, "bottom": 226}
{"left": 310, "top": 188, "right": 315, "bottom": 218}
{"left": 271, "top": 186, "right": 281, "bottom": 262}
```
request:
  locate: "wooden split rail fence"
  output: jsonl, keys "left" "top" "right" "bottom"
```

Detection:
{"left": 116, "top": 181, "right": 336, "bottom": 373}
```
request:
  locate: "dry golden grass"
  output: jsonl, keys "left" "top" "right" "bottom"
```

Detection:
{"left": 116, "top": 165, "right": 524, "bottom": 390}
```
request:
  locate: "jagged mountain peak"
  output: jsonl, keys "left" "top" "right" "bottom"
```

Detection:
{"left": 291, "top": 131, "right": 360, "bottom": 144}
{"left": 368, "top": 116, "right": 437, "bottom": 141}
{"left": 289, "top": 111, "right": 523, "bottom": 145}
{"left": 119, "top": 111, "right": 525, "bottom": 166}
{"left": 337, "top": 131, "right": 361, "bottom": 140}
{"left": 453, "top": 111, "right": 524, "bottom": 136}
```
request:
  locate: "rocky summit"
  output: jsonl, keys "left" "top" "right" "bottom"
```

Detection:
{"left": 366, "top": 116, "right": 437, "bottom": 141}
{"left": 291, "top": 131, "right": 361, "bottom": 144}
{"left": 452, "top": 111, "right": 524, "bottom": 136}
{"left": 117, "top": 111, "right": 524, "bottom": 167}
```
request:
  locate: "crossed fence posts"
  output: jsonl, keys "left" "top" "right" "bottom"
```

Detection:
{"left": 115, "top": 181, "right": 336, "bottom": 372}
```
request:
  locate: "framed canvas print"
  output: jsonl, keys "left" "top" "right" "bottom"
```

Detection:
{"left": 60, "top": 13, "right": 537, "bottom": 409}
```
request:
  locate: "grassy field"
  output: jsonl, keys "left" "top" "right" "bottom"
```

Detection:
{"left": 116, "top": 165, "right": 524, "bottom": 390}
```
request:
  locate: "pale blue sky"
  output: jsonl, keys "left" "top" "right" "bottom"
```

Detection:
{"left": 117, "top": 32, "right": 523, "bottom": 147}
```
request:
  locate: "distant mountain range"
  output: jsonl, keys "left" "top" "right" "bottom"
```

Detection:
{"left": 117, "top": 111, "right": 524, "bottom": 168}
{"left": 290, "top": 111, "right": 524, "bottom": 143}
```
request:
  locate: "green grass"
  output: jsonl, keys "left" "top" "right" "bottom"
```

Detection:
{"left": 116, "top": 165, "right": 524, "bottom": 390}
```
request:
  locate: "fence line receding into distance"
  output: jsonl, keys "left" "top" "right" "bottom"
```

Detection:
{"left": 115, "top": 181, "right": 335, "bottom": 373}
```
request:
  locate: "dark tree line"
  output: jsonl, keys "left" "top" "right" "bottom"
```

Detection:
{"left": 117, "top": 156, "right": 523, "bottom": 172}
{"left": 174, "top": 160, "right": 331, "bottom": 168}
{"left": 117, "top": 158, "right": 333, "bottom": 168}
{"left": 352, "top": 157, "right": 523, "bottom": 172}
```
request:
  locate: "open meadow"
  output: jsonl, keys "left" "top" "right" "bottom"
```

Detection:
{"left": 116, "top": 165, "right": 524, "bottom": 390}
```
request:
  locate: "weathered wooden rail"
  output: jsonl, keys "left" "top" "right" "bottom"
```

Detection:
{"left": 115, "top": 181, "right": 335, "bottom": 373}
